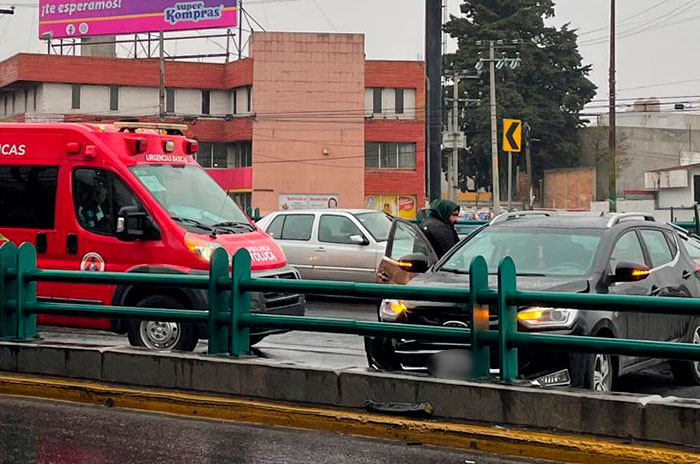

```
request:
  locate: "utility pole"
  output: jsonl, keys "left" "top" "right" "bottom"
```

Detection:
{"left": 608, "top": 0, "right": 617, "bottom": 211}
{"left": 452, "top": 73, "right": 460, "bottom": 202}
{"left": 445, "top": 72, "right": 461, "bottom": 202}
{"left": 444, "top": 71, "right": 480, "bottom": 202}
{"left": 158, "top": 31, "right": 165, "bottom": 120}
{"left": 238, "top": 0, "right": 244, "bottom": 59}
{"left": 426, "top": 0, "right": 443, "bottom": 204}
{"left": 476, "top": 40, "right": 521, "bottom": 214}
{"left": 488, "top": 42, "right": 500, "bottom": 213}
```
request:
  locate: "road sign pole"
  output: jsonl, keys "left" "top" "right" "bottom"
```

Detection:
{"left": 489, "top": 42, "right": 501, "bottom": 214}
{"left": 507, "top": 153, "right": 513, "bottom": 209}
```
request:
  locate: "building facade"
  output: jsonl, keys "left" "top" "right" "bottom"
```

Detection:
{"left": 0, "top": 32, "right": 425, "bottom": 217}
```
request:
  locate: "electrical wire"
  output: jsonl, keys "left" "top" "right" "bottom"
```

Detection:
{"left": 580, "top": 0, "right": 700, "bottom": 46}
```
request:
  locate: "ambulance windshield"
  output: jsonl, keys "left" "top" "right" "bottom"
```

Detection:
{"left": 130, "top": 164, "right": 250, "bottom": 233}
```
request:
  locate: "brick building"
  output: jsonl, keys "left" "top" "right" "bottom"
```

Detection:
{"left": 0, "top": 32, "right": 425, "bottom": 217}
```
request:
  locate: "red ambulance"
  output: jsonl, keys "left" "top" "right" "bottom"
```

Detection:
{"left": 0, "top": 122, "right": 304, "bottom": 350}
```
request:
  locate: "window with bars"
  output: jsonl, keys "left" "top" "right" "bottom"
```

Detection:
{"left": 201, "top": 90, "right": 211, "bottom": 115}
{"left": 365, "top": 142, "right": 416, "bottom": 169}
{"left": 71, "top": 84, "right": 81, "bottom": 109}
{"left": 109, "top": 85, "right": 119, "bottom": 111}
{"left": 166, "top": 88, "right": 175, "bottom": 113}
{"left": 365, "top": 88, "right": 415, "bottom": 118}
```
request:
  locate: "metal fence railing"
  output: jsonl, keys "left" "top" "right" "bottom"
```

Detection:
{"left": 2, "top": 241, "right": 700, "bottom": 383}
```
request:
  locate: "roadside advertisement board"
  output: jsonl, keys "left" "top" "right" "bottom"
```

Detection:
{"left": 279, "top": 194, "right": 339, "bottom": 211}
{"left": 365, "top": 194, "right": 417, "bottom": 219}
{"left": 39, "top": 0, "right": 238, "bottom": 39}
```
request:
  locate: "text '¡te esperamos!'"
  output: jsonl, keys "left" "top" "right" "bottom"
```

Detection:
{"left": 41, "top": 1, "right": 123, "bottom": 18}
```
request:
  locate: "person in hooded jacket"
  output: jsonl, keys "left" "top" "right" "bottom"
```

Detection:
{"left": 420, "top": 199, "right": 461, "bottom": 258}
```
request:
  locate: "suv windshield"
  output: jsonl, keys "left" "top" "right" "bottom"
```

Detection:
{"left": 130, "top": 164, "right": 249, "bottom": 232}
{"left": 441, "top": 228, "right": 603, "bottom": 277}
{"left": 355, "top": 212, "right": 392, "bottom": 242}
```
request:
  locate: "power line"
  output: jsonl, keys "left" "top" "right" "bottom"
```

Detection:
{"left": 576, "top": 0, "right": 677, "bottom": 37}
{"left": 580, "top": 0, "right": 700, "bottom": 46}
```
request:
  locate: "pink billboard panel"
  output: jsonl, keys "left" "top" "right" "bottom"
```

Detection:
{"left": 39, "top": 0, "right": 237, "bottom": 39}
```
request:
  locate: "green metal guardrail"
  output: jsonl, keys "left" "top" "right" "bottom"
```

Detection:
{"left": 2, "top": 241, "right": 700, "bottom": 384}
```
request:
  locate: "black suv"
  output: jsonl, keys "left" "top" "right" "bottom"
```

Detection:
{"left": 366, "top": 212, "right": 700, "bottom": 391}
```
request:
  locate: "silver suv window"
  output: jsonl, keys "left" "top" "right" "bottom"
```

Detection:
{"left": 267, "top": 214, "right": 314, "bottom": 241}
{"left": 319, "top": 215, "right": 362, "bottom": 244}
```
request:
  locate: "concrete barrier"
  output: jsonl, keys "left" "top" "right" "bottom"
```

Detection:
{"left": 0, "top": 340, "right": 698, "bottom": 451}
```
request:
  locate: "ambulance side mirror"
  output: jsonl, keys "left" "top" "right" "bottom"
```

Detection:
{"left": 116, "top": 206, "right": 161, "bottom": 241}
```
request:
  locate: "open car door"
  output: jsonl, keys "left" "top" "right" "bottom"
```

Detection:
{"left": 376, "top": 219, "right": 438, "bottom": 284}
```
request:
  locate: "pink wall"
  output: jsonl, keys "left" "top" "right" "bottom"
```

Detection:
{"left": 205, "top": 167, "right": 253, "bottom": 191}
{"left": 249, "top": 32, "right": 366, "bottom": 214}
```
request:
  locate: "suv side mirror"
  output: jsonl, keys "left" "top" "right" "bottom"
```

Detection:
{"left": 116, "top": 206, "right": 161, "bottom": 242}
{"left": 397, "top": 253, "right": 430, "bottom": 274}
{"left": 613, "top": 262, "right": 650, "bottom": 283}
{"left": 349, "top": 234, "right": 370, "bottom": 246}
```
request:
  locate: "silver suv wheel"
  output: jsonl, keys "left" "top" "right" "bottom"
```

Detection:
{"left": 593, "top": 353, "right": 613, "bottom": 392}
{"left": 139, "top": 321, "right": 182, "bottom": 350}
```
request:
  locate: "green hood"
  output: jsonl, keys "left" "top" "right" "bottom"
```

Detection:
{"left": 429, "top": 199, "right": 460, "bottom": 223}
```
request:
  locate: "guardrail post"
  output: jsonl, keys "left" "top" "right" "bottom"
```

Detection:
{"left": 207, "top": 248, "right": 230, "bottom": 355}
{"left": 0, "top": 242, "right": 18, "bottom": 339}
{"left": 230, "top": 249, "right": 251, "bottom": 356}
{"left": 16, "top": 243, "right": 37, "bottom": 341}
{"left": 469, "top": 256, "right": 490, "bottom": 379}
{"left": 497, "top": 257, "right": 518, "bottom": 383}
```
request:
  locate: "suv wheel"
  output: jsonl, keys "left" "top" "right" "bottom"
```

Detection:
{"left": 671, "top": 318, "right": 700, "bottom": 385}
{"left": 127, "top": 295, "right": 198, "bottom": 352}
{"left": 584, "top": 352, "right": 614, "bottom": 392}
{"left": 364, "top": 336, "right": 400, "bottom": 371}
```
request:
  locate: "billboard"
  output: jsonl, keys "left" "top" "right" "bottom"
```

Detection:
{"left": 279, "top": 194, "right": 339, "bottom": 211}
{"left": 39, "top": 0, "right": 237, "bottom": 39}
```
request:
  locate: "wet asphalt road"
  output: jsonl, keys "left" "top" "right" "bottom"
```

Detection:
{"left": 35, "top": 297, "right": 700, "bottom": 399}
{"left": 0, "top": 396, "right": 554, "bottom": 464}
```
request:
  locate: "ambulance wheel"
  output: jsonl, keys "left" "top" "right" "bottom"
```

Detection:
{"left": 127, "top": 295, "right": 198, "bottom": 352}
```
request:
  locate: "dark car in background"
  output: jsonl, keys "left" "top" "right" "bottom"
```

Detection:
{"left": 366, "top": 212, "right": 700, "bottom": 391}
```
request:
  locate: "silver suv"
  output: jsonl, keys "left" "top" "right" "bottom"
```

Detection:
{"left": 257, "top": 209, "right": 392, "bottom": 283}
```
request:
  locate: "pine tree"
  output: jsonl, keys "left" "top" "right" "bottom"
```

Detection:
{"left": 444, "top": 0, "right": 597, "bottom": 192}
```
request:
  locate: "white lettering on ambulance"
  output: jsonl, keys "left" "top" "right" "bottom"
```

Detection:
{"left": 247, "top": 246, "right": 277, "bottom": 263}
{"left": 144, "top": 154, "right": 188, "bottom": 163}
{"left": 0, "top": 144, "right": 26, "bottom": 156}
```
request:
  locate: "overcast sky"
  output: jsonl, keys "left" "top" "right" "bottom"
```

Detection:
{"left": 1, "top": 0, "right": 699, "bottom": 114}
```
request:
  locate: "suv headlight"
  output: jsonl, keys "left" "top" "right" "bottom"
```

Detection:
{"left": 517, "top": 307, "right": 578, "bottom": 329}
{"left": 184, "top": 233, "right": 224, "bottom": 263}
{"left": 379, "top": 299, "right": 407, "bottom": 322}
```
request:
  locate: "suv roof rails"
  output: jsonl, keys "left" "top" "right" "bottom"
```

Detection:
{"left": 113, "top": 121, "right": 188, "bottom": 135}
{"left": 667, "top": 222, "right": 700, "bottom": 238}
{"left": 490, "top": 211, "right": 555, "bottom": 225}
{"left": 606, "top": 212, "right": 656, "bottom": 228}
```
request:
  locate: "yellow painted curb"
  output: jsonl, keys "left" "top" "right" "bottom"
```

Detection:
{"left": 0, "top": 373, "right": 697, "bottom": 464}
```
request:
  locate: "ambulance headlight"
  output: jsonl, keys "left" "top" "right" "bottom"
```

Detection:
{"left": 184, "top": 233, "right": 223, "bottom": 263}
